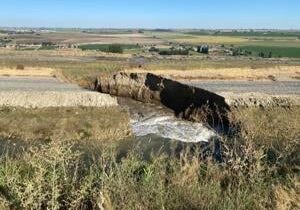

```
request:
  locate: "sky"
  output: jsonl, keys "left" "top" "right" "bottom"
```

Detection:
{"left": 0, "top": 0, "right": 299, "bottom": 29}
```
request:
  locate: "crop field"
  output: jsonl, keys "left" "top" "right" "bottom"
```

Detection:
{"left": 240, "top": 45, "right": 300, "bottom": 58}
{"left": 186, "top": 30, "right": 300, "bottom": 37}
{"left": 173, "top": 35, "right": 247, "bottom": 44}
{"left": 146, "top": 32, "right": 247, "bottom": 44}
{"left": 78, "top": 43, "right": 141, "bottom": 54}
{"left": 8, "top": 31, "right": 164, "bottom": 45}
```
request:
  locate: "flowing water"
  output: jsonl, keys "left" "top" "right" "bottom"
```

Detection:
{"left": 117, "top": 97, "right": 219, "bottom": 143}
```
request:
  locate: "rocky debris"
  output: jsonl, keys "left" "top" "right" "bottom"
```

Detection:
{"left": 95, "top": 72, "right": 231, "bottom": 129}
{"left": 0, "top": 91, "right": 118, "bottom": 108}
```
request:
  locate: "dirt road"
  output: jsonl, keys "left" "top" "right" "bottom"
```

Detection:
{"left": 2, "top": 77, "right": 298, "bottom": 95}
{"left": 0, "top": 76, "right": 83, "bottom": 91}
{"left": 189, "top": 80, "right": 300, "bottom": 95}
{"left": 0, "top": 76, "right": 299, "bottom": 108}
{"left": 0, "top": 76, "right": 117, "bottom": 108}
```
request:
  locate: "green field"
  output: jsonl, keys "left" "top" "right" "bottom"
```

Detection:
{"left": 78, "top": 44, "right": 140, "bottom": 52}
{"left": 240, "top": 45, "right": 300, "bottom": 58}
{"left": 186, "top": 30, "right": 300, "bottom": 37}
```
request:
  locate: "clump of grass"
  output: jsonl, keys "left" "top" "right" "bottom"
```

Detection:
{"left": 267, "top": 75, "right": 277, "bottom": 81}
{"left": 0, "top": 141, "right": 107, "bottom": 210}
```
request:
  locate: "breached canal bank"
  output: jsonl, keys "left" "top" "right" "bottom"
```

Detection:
{"left": 95, "top": 72, "right": 232, "bottom": 131}
{"left": 94, "top": 72, "right": 299, "bottom": 145}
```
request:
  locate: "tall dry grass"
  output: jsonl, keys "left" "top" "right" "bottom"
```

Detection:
{"left": 0, "top": 107, "right": 299, "bottom": 209}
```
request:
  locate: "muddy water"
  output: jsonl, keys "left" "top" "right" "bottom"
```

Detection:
{"left": 117, "top": 97, "right": 219, "bottom": 143}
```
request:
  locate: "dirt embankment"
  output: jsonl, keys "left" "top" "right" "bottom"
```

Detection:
{"left": 0, "top": 76, "right": 118, "bottom": 108}
{"left": 95, "top": 72, "right": 231, "bottom": 129}
{"left": 0, "top": 91, "right": 118, "bottom": 108}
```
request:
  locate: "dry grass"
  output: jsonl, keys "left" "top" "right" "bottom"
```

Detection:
{"left": 0, "top": 67, "right": 54, "bottom": 77}
{"left": 0, "top": 106, "right": 299, "bottom": 209}
{"left": 8, "top": 32, "right": 163, "bottom": 45}
{"left": 1, "top": 48, "right": 300, "bottom": 82}
{"left": 232, "top": 107, "right": 300, "bottom": 149}
{"left": 173, "top": 35, "right": 246, "bottom": 44}
{"left": 0, "top": 107, "right": 130, "bottom": 143}
{"left": 127, "top": 65, "right": 300, "bottom": 80}
{"left": 0, "top": 48, "right": 131, "bottom": 59}
{"left": 274, "top": 180, "right": 300, "bottom": 210}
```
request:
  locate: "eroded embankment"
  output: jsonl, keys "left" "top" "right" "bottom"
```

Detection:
{"left": 94, "top": 72, "right": 232, "bottom": 130}
{"left": 94, "top": 72, "right": 300, "bottom": 130}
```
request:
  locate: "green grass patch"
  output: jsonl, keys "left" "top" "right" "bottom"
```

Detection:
{"left": 78, "top": 44, "right": 140, "bottom": 53}
{"left": 38, "top": 46, "right": 58, "bottom": 50}
{"left": 239, "top": 45, "right": 300, "bottom": 58}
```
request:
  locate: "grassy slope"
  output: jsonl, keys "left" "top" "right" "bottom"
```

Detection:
{"left": 0, "top": 107, "right": 299, "bottom": 209}
{"left": 0, "top": 107, "right": 130, "bottom": 143}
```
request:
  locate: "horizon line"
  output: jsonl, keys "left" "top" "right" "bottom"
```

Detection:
{"left": 1, "top": 26, "right": 300, "bottom": 31}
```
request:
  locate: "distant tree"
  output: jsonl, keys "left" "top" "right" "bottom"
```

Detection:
{"left": 232, "top": 49, "right": 239, "bottom": 56}
{"left": 197, "top": 45, "right": 209, "bottom": 54}
{"left": 149, "top": 46, "right": 159, "bottom": 52}
{"left": 258, "top": 52, "right": 265, "bottom": 58}
{"left": 42, "top": 41, "right": 54, "bottom": 47}
{"left": 245, "top": 50, "right": 252, "bottom": 56}
{"left": 268, "top": 52, "right": 272, "bottom": 58}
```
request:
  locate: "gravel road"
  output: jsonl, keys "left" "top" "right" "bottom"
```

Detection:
{"left": 189, "top": 80, "right": 300, "bottom": 95}
{"left": 0, "top": 76, "right": 118, "bottom": 108}
{"left": 0, "top": 76, "right": 299, "bottom": 108}
{"left": 189, "top": 80, "right": 300, "bottom": 107}
{"left": 0, "top": 76, "right": 83, "bottom": 92}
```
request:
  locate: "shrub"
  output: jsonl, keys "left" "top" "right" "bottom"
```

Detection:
{"left": 259, "top": 52, "right": 265, "bottom": 58}
{"left": 149, "top": 46, "right": 159, "bottom": 52}
{"left": 16, "top": 64, "right": 25, "bottom": 70}
{"left": 268, "top": 75, "right": 276, "bottom": 81}
{"left": 159, "top": 49, "right": 189, "bottom": 56}
{"left": 197, "top": 45, "right": 209, "bottom": 54}
{"left": 268, "top": 51, "right": 273, "bottom": 58}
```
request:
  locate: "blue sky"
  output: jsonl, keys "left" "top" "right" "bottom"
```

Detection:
{"left": 0, "top": 0, "right": 299, "bottom": 29}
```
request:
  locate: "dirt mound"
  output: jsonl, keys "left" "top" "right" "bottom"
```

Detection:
{"left": 95, "top": 72, "right": 231, "bottom": 129}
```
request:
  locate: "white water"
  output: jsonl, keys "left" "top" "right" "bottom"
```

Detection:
{"left": 131, "top": 115, "right": 218, "bottom": 143}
